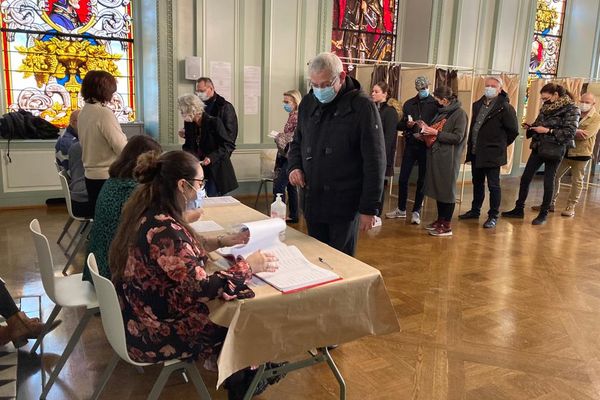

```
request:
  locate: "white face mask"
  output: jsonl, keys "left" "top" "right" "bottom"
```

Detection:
{"left": 196, "top": 91, "right": 209, "bottom": 101}
{"left": 580, "top": 103, "right": 593, "bottom": 112}
{"left": 185, "top": 180, "right": 205, "bottom": 209}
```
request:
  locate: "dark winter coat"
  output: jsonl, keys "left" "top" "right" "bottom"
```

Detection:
{"left": 204, "top": 93, "right": 238, "bottom": 148}
{"left": 378, "top": 101, "right": 399, "bottom": 176}
{"left": 287, "top": 76, "right": 385, "bottom": 223}
{"left": 397, "top": 94, "right": 439, "bottom": 147}
{"left": 527, "top": 96, "right": 580, "bottom": 155}
{"left": 465, "top": 91, "right": 519, "bottom": 168}
{"left": 182, "top": 114, "right": 238, "bottom": 194}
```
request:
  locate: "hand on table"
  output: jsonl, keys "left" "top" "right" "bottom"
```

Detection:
{"left": 246, "top": 250, "right": 279, "bottom": 273}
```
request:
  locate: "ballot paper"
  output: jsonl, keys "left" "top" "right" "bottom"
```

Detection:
{"left": 218, "top": 218, "right": 341, "bottom": 293}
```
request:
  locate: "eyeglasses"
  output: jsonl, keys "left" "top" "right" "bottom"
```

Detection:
{"left": 310, "top": 76, "right": 338, "bottom": 89}
{"left": 188, "top": 178, "right": 206, "bottom": 190}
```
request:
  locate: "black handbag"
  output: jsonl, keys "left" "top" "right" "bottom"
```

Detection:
{"left": 536, "top": 135, "right": 565, "bottom": 161}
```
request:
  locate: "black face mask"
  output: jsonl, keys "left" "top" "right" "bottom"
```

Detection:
{"left": 543, "top": 100, "right": 553, "bottom": 105}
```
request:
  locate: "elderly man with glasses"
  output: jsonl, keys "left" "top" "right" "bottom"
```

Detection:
{"left": 287, "top": 52, "right": 385, "bottom": 256}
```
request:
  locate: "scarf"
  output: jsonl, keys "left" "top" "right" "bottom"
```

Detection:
{"left": 540, "top": 95, "right": 574, "bottom": 115}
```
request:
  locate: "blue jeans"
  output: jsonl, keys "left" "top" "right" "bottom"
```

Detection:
{"left": 273, "top": 156, "right": 298, "bottom": 220}
{"left": 397, "top": 144, "right": 427, "bottom": 212}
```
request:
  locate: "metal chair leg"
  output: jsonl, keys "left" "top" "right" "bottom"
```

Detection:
{"left": 63, "top": 221, "right": 85, "bottom": 257}
{"left": 147, "top": 363, "right": 179, "bottom": 400}
{"left": 322, "top": 347, "right": 346, "bottom": 400}
{"left": 254, "top": 180, "right": 265, "bottom": 209}
{"left": 30, "top": 304, "right": 62, "bottom": 354}
{"left": 90, "top": 352, "right": 120, "bottom": 400}
{"left": 243, "top": 364, "right": 266, "bottom": 400}
{"left": 57, "top": 217, "right": 74, "bottom": 245}
{"left": 62, "top": 222, "right": 92, "bottom": 276}
{"left": 183, "top": 363, "right": 211, "bottom": 400}
{"left": 40, "top": 307, "right": 96, "bottom": 399}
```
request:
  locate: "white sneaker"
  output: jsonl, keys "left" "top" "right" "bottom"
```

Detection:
{"left": 372, "top": 215, "right": 382, "bottom": 228}
{"left": 385, "top": 208, "right": 406, "bottom": 219}
{"left": 411, "top": 211, "right": 421, "bottom": 225}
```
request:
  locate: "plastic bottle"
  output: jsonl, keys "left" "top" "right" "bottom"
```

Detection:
{"left": 270, "top": 193, "right": 286, "bottom": 220}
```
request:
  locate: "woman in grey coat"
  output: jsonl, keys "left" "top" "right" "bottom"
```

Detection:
{"left": 418, "top": 86, "right": 468, "bottom": 236}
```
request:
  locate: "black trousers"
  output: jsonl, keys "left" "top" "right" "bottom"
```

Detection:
{"left": 516, "top": 151, "right": 561, "bottom": 212}
{"left": 437, "top": 201, "right": 455, "bottom": 222}
{"left": 84, "top": 178, "right": 107, "bottom": 217}
{"left": 71, "top": 200, "right": 94, "bottom": 219}
{"left": 0, "top": 280, "right": 19, "bottom": 319}
{"left": 397, "top": 144, "right": 427, "bottom": 212}
{"left": 306, "top": 214, "right": 360, "bottom": 256}
{"left": 471, "top": 155, "right": 501, "bottom": 218}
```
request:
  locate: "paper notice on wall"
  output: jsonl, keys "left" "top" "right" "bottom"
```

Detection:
{"left": 209, "top": 61, "right": 232, "bottom": 102}
{"left": 244, "top": 96, "right": 259, "bottom": 115}
{"left": 244, "top": 66, "right": 261, "bottom": 97}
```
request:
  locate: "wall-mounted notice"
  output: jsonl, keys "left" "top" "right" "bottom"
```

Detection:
{"left": 244, "top": 66, "right": 261, "bottom": 115}
{"left": 209, "top": 61, "right": 232, "bottom": 102}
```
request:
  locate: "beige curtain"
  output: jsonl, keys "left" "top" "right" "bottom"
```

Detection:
{"left": 499, "top": 74, "right": 520, "bottom": 174}
{"left": 586, "top": 82, "right": 600, "bottom": 97}
{"left": 354, "top": 65, "right": 374, "bottom": 92}
{"left": 399, "top": 66, "right": 435, "bottom": 104}
{"left": 556, "top": 77, "right": 584, "bottom": 100}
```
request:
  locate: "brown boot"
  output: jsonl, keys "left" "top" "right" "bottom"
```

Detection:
{"left": 0, "top": 325, "right": 10, "bottom": 346}
{"left": 7, "top": 312, "right": 61, "bottom": 348}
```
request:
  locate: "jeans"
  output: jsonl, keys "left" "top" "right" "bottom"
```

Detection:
{"left": 470, "top": 155, "right": 501, "bottom": 218}
{"left": 272, "top": 156, "right": 298, "bottom": 220}
{"left": 516, "top": 151, "right": 561, "bottom": 212}
{"left": 306, "top": 214, "right": 360, "bottom": 256}
{"left": 437, "top": 201, "right": 455, "bottom": 222}
{"left": 398, "top": 144, "right": 427, "bottom": 212}
{"left": 553, "top": 158, "right": 588, "bottom": 206}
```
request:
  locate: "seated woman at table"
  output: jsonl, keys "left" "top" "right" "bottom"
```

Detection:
{"left": 108, "top": 150, "right": 279, "bottom": 399}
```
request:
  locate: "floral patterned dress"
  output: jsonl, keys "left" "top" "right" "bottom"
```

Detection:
{"left": 114, "top": 210, "right": 253, "bottom": 364}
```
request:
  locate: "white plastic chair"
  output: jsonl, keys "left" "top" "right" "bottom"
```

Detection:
{"left": 57, "top": 170, "right": 93, "bottom": 275}
{"left": 253, "top": 149, "right": 278, "bottom": 211}
{"left": 87, "top": 253, "right": 211, "bottom": 400}
{"left": 54, "top": 161, "right": 75, "bottom": 247}
{"left": 29, "top": 219, "right": 99, "bottom": 399}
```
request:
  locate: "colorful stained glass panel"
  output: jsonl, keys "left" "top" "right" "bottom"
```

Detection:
{"left": 0, "top": 0, "right": 136, "bottom": 127}
{"left": 529, "top": 0, "right": 566, "bottom": 78}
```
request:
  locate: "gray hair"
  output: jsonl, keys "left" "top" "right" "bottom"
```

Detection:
{"left": 308, "top": 52, "right": 343, "bottom": 79}
{"left": 177, "top": 93, "right": 205, "bottom": 117}
{"left": 485, "top": 76, "right": 503, "bottom": 87}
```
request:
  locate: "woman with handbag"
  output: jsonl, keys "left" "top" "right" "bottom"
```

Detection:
{"left": 418, "top": 86, "right": 468, "bottom": 237}
{"left": 502, "top": 83, "right": 580, "bottom": 225}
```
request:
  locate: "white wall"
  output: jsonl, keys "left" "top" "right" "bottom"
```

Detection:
{"left": 559, "top": 0, "right": 600, "bottom": 78}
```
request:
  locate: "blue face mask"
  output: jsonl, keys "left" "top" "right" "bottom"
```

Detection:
{"left": 418, "top": 89, "right": 429, "bottom": 98}
{"left": 484, "top": 87, "right": 498, "bottom": 99}
{"left": 186, "top": 183, "right": 206, "bottom": 210}
{"left": 283, "top": 103, "right": 293, "bottom": 113}
{"left": 313, "top": 85, "right": 337, "bottom": 104}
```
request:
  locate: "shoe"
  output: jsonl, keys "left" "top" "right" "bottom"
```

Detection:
{"left": 372, "top": 216, "right": 382, "bottom": 228}
{"left": 561, "top": 205, "right": 575, "bottom": 217}
{"left": 501, "top": 207, "right": 524, "bottom": 219}
{"left": 429, "top": 221, "right": 452, "bottom": 237}
{"left": 7, "top": 312, "right": 62, "bottom": 348}
{"left": 532, "top": 212, "right": 548, "bottom": 225}
{"left": 385, "top": 208, "right": 406, "bottom": 219}
{"left": 411, "top": 211, "right": 421, "bottom": 225}
{"left": 458, "top": 210, "right": 480, "bottom": 220}
{"left": 483, "top": 217, "right": 497, "bottom": 229}
{"left": 225, "top": 367, "right": 270, "bottom": 400}
{"left": 425, "top": 219, "right": 442, "bottom": 231}
{"left": 531, "top": 204, "right": 555, "bottom": 212}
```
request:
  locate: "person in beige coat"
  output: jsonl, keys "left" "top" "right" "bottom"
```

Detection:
{"left": 549, "top": 92, "right": 600, "bottom": 216}
{"left": 78, "top": 70, "right": 128, "bottom": 215}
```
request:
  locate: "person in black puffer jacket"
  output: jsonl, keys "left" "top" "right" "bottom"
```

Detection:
{"left": 503, "top": 83, "right": 580, "bottom": 225}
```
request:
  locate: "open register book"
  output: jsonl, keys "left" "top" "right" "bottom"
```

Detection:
{"left": 218, "top": 219, "right": 341, "bottom": 293}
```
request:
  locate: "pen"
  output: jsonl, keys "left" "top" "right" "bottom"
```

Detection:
{"left": 318, "top": 257, "right": 333, "bottom": 270}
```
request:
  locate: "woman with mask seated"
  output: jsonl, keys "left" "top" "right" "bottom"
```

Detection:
{"left": 109, "top": 150, "right": 280, "bottom": 399}
{"left": 178, "top": 94, "right": 238, "bottom": 197}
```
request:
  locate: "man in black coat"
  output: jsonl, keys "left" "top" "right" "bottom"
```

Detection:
{"left": 288, "top": 52, "right": 385, "bottom": 256}
{"left": 459, "top": 77, "right": 519, "bottom": 228}
{"left": 195, "top": 77, "right": 239, "bottom": 147}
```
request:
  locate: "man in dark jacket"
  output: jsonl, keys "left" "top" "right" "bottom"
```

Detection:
{"left": 459, "top": 77, "right": 519, "bottom": 228}
{"left": 195, "top": 77, "right": 239, "bottom": 147}
{"left": 385, "top": 76, "right": 438, "bottom": 225}
{"left": 288, "top": 52, "right": 385, "bottom": 256}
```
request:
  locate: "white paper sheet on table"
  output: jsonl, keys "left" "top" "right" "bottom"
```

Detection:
{"left": 218, "top": 218, "right": 286, "bottom": 258}
{"left": 202, "top": 196, "right": 240, "bottom": 207}
{"left": 189, "top": 220, "right": 224, "bottom": 233}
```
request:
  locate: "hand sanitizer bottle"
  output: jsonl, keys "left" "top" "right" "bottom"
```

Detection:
{"left": 270, "top": 193, "right": 286, "bottom": 220}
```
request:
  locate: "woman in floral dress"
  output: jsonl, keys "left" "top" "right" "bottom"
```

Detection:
{"left": 108, "top": 150, "right": 279, "bottom": 399}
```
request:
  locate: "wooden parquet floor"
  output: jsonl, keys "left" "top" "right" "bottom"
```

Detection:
{"left": 3, "top": 176, "right": 600, "bottom": 399}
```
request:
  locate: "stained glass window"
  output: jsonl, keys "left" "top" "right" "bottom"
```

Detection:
{"left": 0, "top": 0, "right": 136, "bottom": 127}
{"left": 529, "top": 0, "right": 567, "bottom": 78}
{"left": 331, "top": 0, "right": 399, "bottom": 70}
